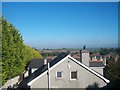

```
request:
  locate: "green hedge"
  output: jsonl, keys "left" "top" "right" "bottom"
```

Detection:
{"left": 1, "top": 17, "right": 42, "bottom": 85}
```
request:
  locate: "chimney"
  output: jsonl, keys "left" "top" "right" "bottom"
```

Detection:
{"left": 80, "top": 49, "right": 90, "bottom": 67}
{"left": 94, "top": 56, "right": 97, "bottom": 60}
{"left": 103, "top": 57, "right": 106, "bottom": 66}
{"left": 44, "top": 58, "right": 47, "bottom": 65}
{"left": 100, "top": 56, "right": 103, "bottom": 60}
{"left": 92, "top": 56, "right": 94, "bottom": 60}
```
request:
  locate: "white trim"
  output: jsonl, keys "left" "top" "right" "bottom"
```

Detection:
{"left": 69, "top": 56, "right": 110, "bottom": 83}
{"left": 56, "top": 71, "right": 63, "bottom": 79}
{"left": 49, "top": 55, "right": 70, "bottom": 71}
{"left": 28, "top": 55, "right": 70, "bottom": 86}
{"left": 90, "top": 67, "right": 104, "bottom": 69}
{"left": 70, "top": 70, "right": 77, "bottom": 80}
{"left": 28, "top": 54, "right": 110, "bottom": 86}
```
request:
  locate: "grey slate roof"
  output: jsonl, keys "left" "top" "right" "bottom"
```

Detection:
{"left": 89, "top": 62, "right": 105, "bottom": 67}
{"left": 19, "top": 52, "right": 69, "bottom": 88}
{"left": 27, "top": 59, "right": 44, "bottom": 68}
{"left": 50, "top": 52, "right": 69, "bottom": 67}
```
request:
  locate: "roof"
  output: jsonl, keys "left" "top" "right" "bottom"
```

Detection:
{"left": 27, "top": 59, "right": 44, "bottom": 68}
{"left": 19, "top": 53, "right": 110, "bottom": 87}
{"left": 19, "top": 65, "right": 48, "bottom": 88}
{"left": 89, "top": 61, "right": 105, "bottom": 67}
{"left": 90, "top": 54, "right": 101, "bottom": 57}
{"left": 50, "top": 52, "right": 69, "bottom": 67}
{"left": 19, "top": 53, "right": 69, "bottom": 87}
{"left": 72, "top": 55, "right": 80, "bottom": 59}
{"left": 68, "top": 56, "right": 109, "bottom": 83}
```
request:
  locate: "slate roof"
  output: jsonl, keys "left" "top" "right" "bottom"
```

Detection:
{"left": 89, "top": 61, "right": 105, "bottom": 67}
{"left": 27, "top": 59, "right": 44, "bottom": 68}
{"left": 19, "top": 64, "right": 48, "bottom": 88}
{"left": 19, "top": 52, "right": 69, "bottom": 88}
{"left": 50, "top": 52, "right": 69, "bottom": 67}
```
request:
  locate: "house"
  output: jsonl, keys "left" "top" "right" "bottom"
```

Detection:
{"left": 22, "top": 58, "right": 53, "bottom": 79}
{"left": 27, "top": 59, "right": 44, "bottom": 74}
{"left": 19, "top": 49, "right": 110, "bottom": 89}
{"left": 71, "top": 54, "right": 80, "bottom": 61}
{"left": 20, "top": 59, "right": 44, "bottom": 79}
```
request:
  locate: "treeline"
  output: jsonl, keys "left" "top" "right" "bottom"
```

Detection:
{"left": 41, "top": 52, "right": 61, "bottom": 58}
{"left": 104, "top": 56, "right": 120, "bottom": 88}
{"left": 103, "top": 48, "right": 120, "bottom": 88}
{"left": 99, "top": 48, "right": 119, "bottom": 55}
{"left": 104, "top": 48, "right": 120, "bottom": 81}
{"left": 1, "top": 17, "right": 42, "bottom": 85}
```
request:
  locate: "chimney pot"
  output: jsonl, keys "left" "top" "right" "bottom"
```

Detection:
{"left": 100, "top": 56, "right": 103, "bottom": 60}
{"left": 44, "top": 58, "right": 47, "bottom": 65}
{"left": 104, "top": 57, "right": 106, "bottom": 66}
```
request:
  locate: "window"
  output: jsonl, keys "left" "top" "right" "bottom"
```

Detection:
{"left": 56, "top": 71, "right": 63, "bottom": 79}
{"left": 71, "top": 71, "right": 77, "bottom": 80}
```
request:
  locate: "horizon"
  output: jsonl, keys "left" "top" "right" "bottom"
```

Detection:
{"left": 38, "top": 47, "right": 118, "bottom": 50}
{"left": 2, "top": 2, "right": 118, "bottom": 49}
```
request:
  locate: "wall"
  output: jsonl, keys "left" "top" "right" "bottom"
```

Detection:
{"left": 90, "top": 67, "right": 104, "bottom": 76}
{"left": 30, "top": 58, "right": 107, "bottom": 88}
{"left": 2, "top": 76, "right": 19, "bottom": 89}
{"left": 24, "top": 70, "right": 29, "bottom": 78}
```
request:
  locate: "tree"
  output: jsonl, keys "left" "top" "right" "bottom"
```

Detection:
{"left": 104, "top": 57, "right": 120, "bottom": 81}
{"left": 0, "top": 16, "right": 2, "bottom": 87}
{"left": 103, "top": 55, "right": 120, "bottom": 88}
{"left": 1, "top": 17, "right": 42, "bottom": 85}
{"left": 104, "top": 47, "right": 120, "bottom": 83}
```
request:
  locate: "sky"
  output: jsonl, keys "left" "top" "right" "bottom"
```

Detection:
{"left": 2, "top": 2, "right": 118, "bottom": 49}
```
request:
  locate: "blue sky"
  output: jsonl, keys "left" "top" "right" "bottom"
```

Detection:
{"left": 2, "top": 2, "right": 118, "bottom": 49}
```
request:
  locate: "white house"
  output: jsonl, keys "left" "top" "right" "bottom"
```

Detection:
{"left": 19, "top": 50, "right": 110, "bottom": 89}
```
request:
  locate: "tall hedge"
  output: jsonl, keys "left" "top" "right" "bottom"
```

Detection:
{"left": 1, "top": 17, "right": 42, "bottom": 85}
{"left": 0, "top": 17, "right": 2, "bottom": 87}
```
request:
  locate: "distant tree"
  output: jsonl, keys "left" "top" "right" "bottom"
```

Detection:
{"left": 103, "top": 55, "right": 120, "bottom": 88}
{"left": 62, "top": 48, "right": 67, "bottom": 50}
{"left": 99, "top": 48, "right": 109, "bottom": 55}
{"left": 104, "top": 56, "right": 120, "bottom": 81}
{"left": 89, "top": 51, "right": 93, "bottom": 55}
